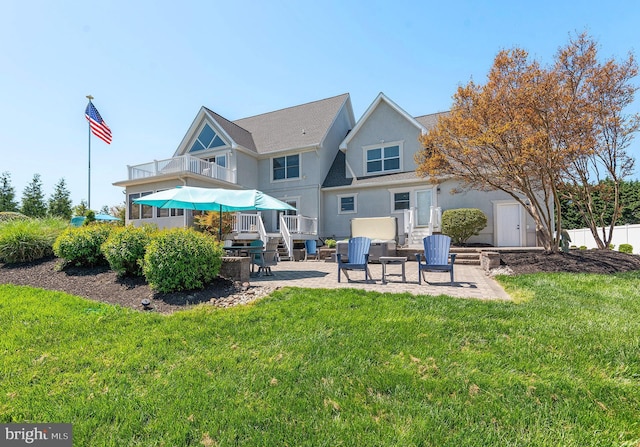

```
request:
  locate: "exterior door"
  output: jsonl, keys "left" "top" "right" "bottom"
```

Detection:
{"left": 415, "top": 189, "right": 433, "bottom": 227}
{"left": 497, "top": 203, "right": 522, "bottom": 246}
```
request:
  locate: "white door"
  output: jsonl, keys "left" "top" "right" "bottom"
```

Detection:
{"left": 497, "top": 203, "right": 522, "bottom": 246}
{"left": 415, "top": 189, "right": 433, "bottom": 227}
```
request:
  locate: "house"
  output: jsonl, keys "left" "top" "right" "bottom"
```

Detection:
{"left": 113, "top": 92, "right": 539, "bottom": 253}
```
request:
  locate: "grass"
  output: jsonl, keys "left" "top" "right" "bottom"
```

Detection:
{"left": 1, "top": 271, "right": 639, "bottom": 446}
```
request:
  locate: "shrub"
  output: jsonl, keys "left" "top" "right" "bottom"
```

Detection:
{"left": 579, "top": 246, "right": 587, "bottom": 250}
{"left": 142, "top": 228, "right": 224, "bottom": 293}
{"left": 0, "top": 212, "right": 28, "bottom": 223}
{"left": 53, "top": 224, "right": 112, "bottom": 267}
{"left": 619, "top": 243, "right": 633, "bottom": 254}
{"left": 0, "top": 218, "right": 67, "bottom": 263}
{"left": 324, "top": 239, "right": 336, "bottom": 248}
{"left": 441, "top": 208, "right": 488, "bottom": 246}
{"left": 102, "top": 225, "right": 156, "bottom": 277}
{"left": 194, "top": 211, "right": 235, "bottom": 240}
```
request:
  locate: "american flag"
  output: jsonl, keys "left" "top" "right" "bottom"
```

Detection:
{"left": 85, "top": 101, "right": 112, "bottom": 144}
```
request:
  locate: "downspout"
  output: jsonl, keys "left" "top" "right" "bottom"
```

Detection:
{"left": 178, "top": 176, "right": 188, "bottom": 228}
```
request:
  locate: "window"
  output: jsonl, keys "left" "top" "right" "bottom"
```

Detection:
{"left": 128, "top": 192, "right": 153, "bottom": 220}
{"left": 338, "top": 194, "right": 357, "bottom": 214}
{"left": 272, "top": 154, "right": 300, "bottom": 181}
{"left": 206, "top": 155, "right": 227, "bottom": 167}
{"left": 366, "top": 144, "right": 400, "bottom": 174}
{"left": 189, "top": 124, "right": 226, "bottom": 152}
{"left": 394, "top": 192, "right": 410, "bottom": 211}
{"left": 156, "top": 190, "right": 184, "bottom": 218}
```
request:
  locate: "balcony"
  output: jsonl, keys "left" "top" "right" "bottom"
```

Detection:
{"left": 126, "top": 154, "right": 236, "bottom": 183}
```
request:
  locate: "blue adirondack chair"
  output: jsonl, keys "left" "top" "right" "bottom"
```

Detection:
{"left": 416, "top": 235, "right": 457, "bottom": 285}
{"left": 337, "top": 236, "right": 372, "bottom": 282}
{"left": 304, "top": 239, "right": 319, "bottom": 261}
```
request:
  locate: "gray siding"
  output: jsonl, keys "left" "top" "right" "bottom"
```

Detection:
{"left": 345, "top": 101, "right": 422, "bottom": 178}
{"left": 234, "top": 151, "right": 259, "bottom": 189}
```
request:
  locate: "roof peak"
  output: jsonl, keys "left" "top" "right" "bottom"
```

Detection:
{"left": 234, "top": 93, "right": 349, "bottom": 122}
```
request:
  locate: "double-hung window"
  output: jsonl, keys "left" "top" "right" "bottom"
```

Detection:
{"left": 366, "top": 143, "right": 401, "bottom": 174}
{"left": 272, "top": 154, "right": 300, "bottom": 181}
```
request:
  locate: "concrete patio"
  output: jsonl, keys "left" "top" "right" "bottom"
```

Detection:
{"left": 248, "top": 259, "right": 511, "bottom": 301}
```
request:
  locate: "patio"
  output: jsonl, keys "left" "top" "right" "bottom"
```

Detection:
{"left": 247, "top": 259, "right": 511, "bottom": 301}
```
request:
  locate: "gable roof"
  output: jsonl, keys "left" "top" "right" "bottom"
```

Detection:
{"left": 415, "top": 111, "right": 448, "bottom": 129}
{"left": 339, "top": 92, "right": 428, "bottom": 150}
{"left": 203, "top": 108, "right": 257, "bottom": 152}
{"left": 233, "top": 93, "right": 351, "bottom": 154}
{"left": 323, "top": 105, "right": 448, "bottom": 190}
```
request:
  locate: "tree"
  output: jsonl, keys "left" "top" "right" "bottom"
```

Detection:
{"left": 20, "top": 174, "right": 47, "bottom": 218}
{"left": 416, "top": 33, "right": 638, "bottom": 252}
{"left": 557, "top": 34, "right": 639, "bottom": 248}
{"left": 48, "top": 178, "right": 73, "bottom": 220}
{"left": 561, "top": 179, "right": 640, "bottom": 229}
{"left": 0, "top": 171, "right": 19, "bottom": 212}
{"left": 110, "top": 204, "right": 126, "bottom": 222}
{"left": 72, "top": 200, "right": 89, "bottom": 217}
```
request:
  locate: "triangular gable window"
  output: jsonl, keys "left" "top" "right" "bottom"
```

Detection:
{"left": 189, "top": 124, "right": 226, "bottom": 152}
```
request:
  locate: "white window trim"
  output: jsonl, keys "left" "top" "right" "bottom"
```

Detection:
{"left": 128, "top": 191, "right": 153, "bottom": 220}
{"left": 189, "top": 123, "right": 229, "bottom": 153}
{"left": 362, "top": 140, "right": 404, "bottom": 176}
{"left": 338, "top": 193, "right": 358, "bottom": 215}
{"left": 388, "top": 189, "right": 411, "bottom": 214}
{"left": 271, "top": 154, "right": 301, "bottom": 183}
{"left": 386, "top": 186, "right": 438, "bottom": 219}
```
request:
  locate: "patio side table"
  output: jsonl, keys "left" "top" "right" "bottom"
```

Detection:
{"left": 379, "top": 256, "right": 407, "bottom": 284}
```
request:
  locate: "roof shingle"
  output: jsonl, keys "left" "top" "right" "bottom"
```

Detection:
{"left": 232, "top": 93, "right": 350, "bottom": 154}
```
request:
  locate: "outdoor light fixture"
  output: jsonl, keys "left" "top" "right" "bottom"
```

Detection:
{"left": 141, "top": 298, "right": 152, "bottom": 310}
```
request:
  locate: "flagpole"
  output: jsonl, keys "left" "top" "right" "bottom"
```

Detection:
{"left": 86, "top": 94, "right": 93, "bottom": 210}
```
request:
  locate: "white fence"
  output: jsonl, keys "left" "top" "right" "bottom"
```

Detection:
{"left": 566, "top": 224, "right": 640, "bottom": 253}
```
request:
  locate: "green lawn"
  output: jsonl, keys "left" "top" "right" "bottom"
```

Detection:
{"left": 1, "top": 272, "right": 639, "bottom": 446}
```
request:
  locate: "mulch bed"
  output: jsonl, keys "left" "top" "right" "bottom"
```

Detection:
{"left": 0, "top": 256, "right": 275, "bottom": 314}
{"left": 499, "top": 249, "right": 640, "bottom": 275}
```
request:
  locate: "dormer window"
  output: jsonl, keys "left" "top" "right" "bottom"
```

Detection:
{"left": 190, "top": 124, "right": 226, "bottom": 152}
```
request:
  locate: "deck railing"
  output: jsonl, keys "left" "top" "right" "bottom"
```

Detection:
{"left": 282, "top": 215, "right": 317, "bottom": 235}
{"left": 127, "top": 154, "right": 236, "bottom": 183}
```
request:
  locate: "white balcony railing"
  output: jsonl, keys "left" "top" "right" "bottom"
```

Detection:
{"left": 127, "top": 154, "right": 236, "bottom": 183}
{"left": 282, "top": 215, "right": 318, "bottom": 235}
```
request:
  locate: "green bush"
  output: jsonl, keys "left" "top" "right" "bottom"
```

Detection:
{"left": 619, "top": 243, "right": 633, "bottom": 254}
{"left": 324, "top": 239, "right": 336, "bottom": 248}
{"left": 0, "top": 218, "right": 68, "bottom": 263}
{"left": 53, "top": 224, "right": 113, "bottom": 267}
{"left": 579, "top": 245, "right": 587, "bottom": 250}
{"left": 101, "top": 225, "right": 156, "bottom": 277}
{"left": 142, "top": 228, "right": 224, "bottom": 293}
{"left": 441, "top": 208, "right": 488, "bottom": 245}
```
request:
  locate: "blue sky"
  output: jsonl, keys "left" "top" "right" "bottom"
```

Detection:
{"left": 1, "top": 0, "right": 639, "bottom": 211}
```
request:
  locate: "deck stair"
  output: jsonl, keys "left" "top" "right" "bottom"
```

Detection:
{"left": 449, "top": 247, "right": 481, "bottom": 265}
